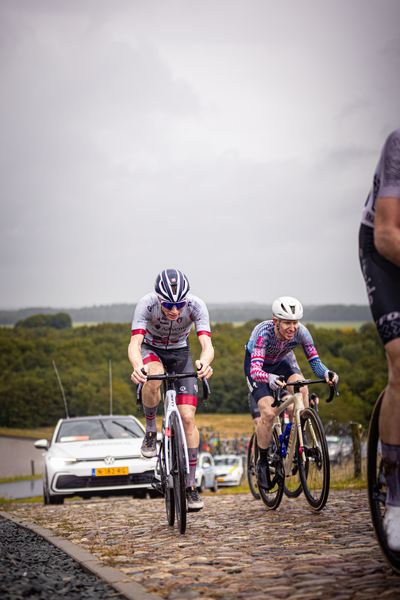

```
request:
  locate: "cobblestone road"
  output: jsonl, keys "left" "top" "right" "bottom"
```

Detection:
{"left": 2, "top": 489, "right": 399, "bottom": 600}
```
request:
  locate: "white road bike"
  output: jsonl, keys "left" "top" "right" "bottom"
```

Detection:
{"left": 137, "top": 370, "right": 210, "bottom": 534}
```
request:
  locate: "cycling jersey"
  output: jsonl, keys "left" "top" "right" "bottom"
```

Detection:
{"left": 131, "top": 292, "right": 211, "bottom": 350}
{"left": 246, "top": 320, "right": 328, "bottom": 383}
{"left": 359, "top": 128, "right": 400, "bottom": 345}
{"left": 361, "top": 128, "right": 400, "bottom": 229}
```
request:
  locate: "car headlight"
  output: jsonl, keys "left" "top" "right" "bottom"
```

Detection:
{"left": 49, "top": 457, "right": 77, "bottom": 468}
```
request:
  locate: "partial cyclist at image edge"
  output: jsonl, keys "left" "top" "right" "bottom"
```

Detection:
{"left": 128, "top": 268, "right": 214, "bottom": 511}
{"left": 244, "top": 296, "right": 338, "bottom": 491}
{"left": 359, "top": 127, "right": 400, "bottom": 553}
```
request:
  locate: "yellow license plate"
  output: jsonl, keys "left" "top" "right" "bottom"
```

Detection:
{"left": 92, "top": 467, "right": 129, "bottom": 476}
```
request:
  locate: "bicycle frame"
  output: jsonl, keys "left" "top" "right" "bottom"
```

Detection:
{"left": 163, "top": 386, "right": 190, "bottom": 482}
{"left": 272, "top": 392, "right": 309, "bottom": 475}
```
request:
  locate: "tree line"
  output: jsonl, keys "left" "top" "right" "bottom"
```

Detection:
{"left": 0, "top": 319, "right": 386, "bottom": 431}
{"left": 0, "top": 303, "right": 372, "bottom": 326}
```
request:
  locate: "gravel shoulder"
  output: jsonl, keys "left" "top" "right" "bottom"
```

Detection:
{"left": 2, "top": 489, "right": 399, "bottom": 600}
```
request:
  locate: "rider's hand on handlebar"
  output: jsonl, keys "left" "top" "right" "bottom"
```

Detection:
{"left": 324, "top": 370, "right": 339, "bottom": 386}
{"left": 268, "top": 374, "right": 286, "bottom": 390}
{"left": 195, "top": 360, "right": 213, "bottom": 379}
{"left": 131, "top": 365, "right": 148, "bottom": 385}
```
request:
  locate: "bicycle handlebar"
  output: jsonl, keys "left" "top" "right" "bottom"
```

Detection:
{"left": 271, "top": 373, "right": 339, "bottom": 409}
{"left": 136, "top": 369, "right": 210, "bottom": 406}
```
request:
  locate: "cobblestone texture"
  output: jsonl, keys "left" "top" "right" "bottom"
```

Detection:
{"left": 2, "top": 490, "right": 399, "bottom": 599}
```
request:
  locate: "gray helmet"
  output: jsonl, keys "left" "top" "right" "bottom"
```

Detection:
{"left": 154, "top": 269, "right": 190, "bottom": 303}
{"left": 272, "top": 296, "right": 303, "bottom": 320}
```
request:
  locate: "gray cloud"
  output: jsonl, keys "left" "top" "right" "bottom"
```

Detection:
{"left": 0, "top": 0, "right": 399, "bottom": 309}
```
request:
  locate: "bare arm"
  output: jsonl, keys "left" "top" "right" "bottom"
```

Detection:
{"left": 195, "top": 334, "right": 214, "bottom": 379}
{"left": 128, "top": 333, "right": 147, "bottom": 384}
{"left": 374, "top": 196, "right": 400, "bottom": 268}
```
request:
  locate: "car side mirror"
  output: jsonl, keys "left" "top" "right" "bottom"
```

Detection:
{"left": 34, "top": 439, "right": 49, "bottom": 450}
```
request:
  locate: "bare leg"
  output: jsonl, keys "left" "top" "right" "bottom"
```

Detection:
{"left": 380, "top": 338, "right": 400, "bottom": 444}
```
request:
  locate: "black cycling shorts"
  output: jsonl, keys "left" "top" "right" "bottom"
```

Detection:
{"left": 141, "top": 342, "right": 198, "bottom": 406}
{"left": 359, "top": 223, "right": 400, "bottom": 346}
{"left": 248, "top": 393, "right": 261, "bottom": 420}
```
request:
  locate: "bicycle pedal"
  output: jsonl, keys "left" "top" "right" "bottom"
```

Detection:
{"left": 188, "top": 506, "right": 203, "bottom": 513}
{"left": 151, "top": 479, "right": 163, "bottom": 494}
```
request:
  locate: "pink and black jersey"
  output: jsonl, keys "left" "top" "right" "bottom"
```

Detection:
{"left": 246, "top": 320, "right": 328, "bottom": 383}
{"left": 131, "top": 292, "right": 211, "bottom": 350}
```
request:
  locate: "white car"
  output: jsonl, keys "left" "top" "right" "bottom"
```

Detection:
{"left": 195, "top": 452, "right": 219, "bottom": 493}
{"left": 213, "top": 454, "right": 244, "bottom": 487}
{"left": 34, "top": 415, "right": 157, "bottom": 504}
{"left": 326, "top": 435, "right": 342, "bottom": 464}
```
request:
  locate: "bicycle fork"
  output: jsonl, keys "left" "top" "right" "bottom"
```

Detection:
{"left": 164, "top": 390, "right": 190, "bottom": 485}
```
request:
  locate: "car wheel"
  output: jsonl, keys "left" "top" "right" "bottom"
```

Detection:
{"left": 49, "top": 495, "right": 64, "bottom": 505}
{"left": 211, "top": 477, "right": 218, "bottom": 493}
{"left": 199, "top": 477, "right": 205, "bottom": 494}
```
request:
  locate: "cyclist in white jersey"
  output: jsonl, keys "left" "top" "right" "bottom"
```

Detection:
{"left": 359, "top": 128, "right": 400, "bottom": 550}
{"left": 244, "top": 296, "right": 338, "bottom": 490}
{"left": 129, "top": 269, "right": 214, "bottom": 510}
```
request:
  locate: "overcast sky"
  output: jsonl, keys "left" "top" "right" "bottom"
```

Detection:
{"left": 1, "top": 0, "right": 399, "bottom": 309}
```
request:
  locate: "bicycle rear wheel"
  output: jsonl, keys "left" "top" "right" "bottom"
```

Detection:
{"left": 367, "top": 389, "right": 400, "bottom": 574}
{"left": 259, "top": 429, "right": 284, "bottom": 510}
{"left": 247, "top": 432, "right": 260, "bottom": 500}
{"left": 170, "top": 412, "right": 187, "bottom": 534}
{"left": 298, "top": 408, "right": 330, "bottom": 511}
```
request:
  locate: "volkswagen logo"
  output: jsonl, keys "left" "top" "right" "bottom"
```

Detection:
{"left": 104, "top": 456, "right": 115, "bottom": 465}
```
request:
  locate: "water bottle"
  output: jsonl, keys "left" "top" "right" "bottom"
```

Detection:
{"left": 279, "top": 422, "right": 292, "bottom": 457}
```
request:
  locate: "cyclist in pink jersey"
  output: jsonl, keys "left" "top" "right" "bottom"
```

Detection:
{"left": 129, "top": 269, "right": 214, "bottom": 510}
{"left": 244, "top": 296, "right": 338, "bottom": 490}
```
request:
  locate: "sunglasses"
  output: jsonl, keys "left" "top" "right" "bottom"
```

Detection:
{"left": 161, "top": 301, "right": 187, "bottom": 310}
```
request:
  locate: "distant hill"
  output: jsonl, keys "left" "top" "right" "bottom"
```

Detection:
{"left": 0, "top": 303, "right": 372, "bottom": 326}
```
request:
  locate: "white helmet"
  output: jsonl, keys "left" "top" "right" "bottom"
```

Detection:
{"left": 272, "top": 296, "right": 303, "bottom": 320}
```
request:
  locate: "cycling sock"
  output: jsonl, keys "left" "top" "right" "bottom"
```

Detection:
{"left": 381, "top": 442, "right": 400, "bottom": 506}
{"left": 258, "top": 447, "right": 268, "bottom": 465}
{"left": 187, "top": 447, "right": 198, "bottom": 487}
{"left": 143, "top": 404, "right": 158, "bottom": 432}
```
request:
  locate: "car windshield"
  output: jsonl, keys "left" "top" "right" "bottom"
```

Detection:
{"left": 214, "top": 457, "right": 240, "bottom": 467}
{"left": 56, "top": 418, "right": 144, "bottom": 443}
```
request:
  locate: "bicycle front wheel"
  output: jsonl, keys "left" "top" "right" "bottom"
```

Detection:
{"left": 298, "top": 408, "right": 330, "bottom": 511}
{"left": 367, "top": 388, "right": 400, "bottom": 574}
{"left": 280, "top": 417, "right": 303, "bottom": 499}
{"left": 247, "top": 432, "right": 260, "bottom": 500}
{"left": 259, "top": 428, "right": 284, "bottom": 510}
{"left": 170, "top": 412, "right": 187, "bottom": 534}
{"left": 160, "top": 439, "right": 175, "bottom": 526}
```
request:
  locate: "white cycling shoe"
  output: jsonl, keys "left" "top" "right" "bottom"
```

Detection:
{"left": 385, "top": 504, "right": 400, "bottom": 552}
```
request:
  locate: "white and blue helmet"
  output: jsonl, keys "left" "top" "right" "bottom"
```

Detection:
{"left": 155, "top": 269, "right": 190, "bottom": 303}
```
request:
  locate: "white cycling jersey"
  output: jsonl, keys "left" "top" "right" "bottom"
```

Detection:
{"left": 131, "top": 292, "right": 211, "bottom": 350}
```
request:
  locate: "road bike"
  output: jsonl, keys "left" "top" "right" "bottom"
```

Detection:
{"left": 258, "top": 377, "right": 338, "bottom": 512}
{"left": 137, "top": 370, "right": 210, "bottom": 535}
{"left": 247, "top": 392, "right": 320, "bottom": 501}
{"left": 367, "top": 387, "right": 400, "bottom": 574}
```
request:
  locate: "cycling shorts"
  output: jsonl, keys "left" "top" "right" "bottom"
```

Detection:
{"left": 244, "top": 349, "right": 302, "bottom": 402}
{"left": 141, "top": 342, "right": 198, "bottom": 406}
{"left": 359, "top": 223, "right": 400, "bottom": 346}
{"left": 248, "top": 393, "right": 261, "bottom": 420}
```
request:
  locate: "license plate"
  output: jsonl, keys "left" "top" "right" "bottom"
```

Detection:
{"left": 92, "top": 467, "right": 129, "bottom": 476}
